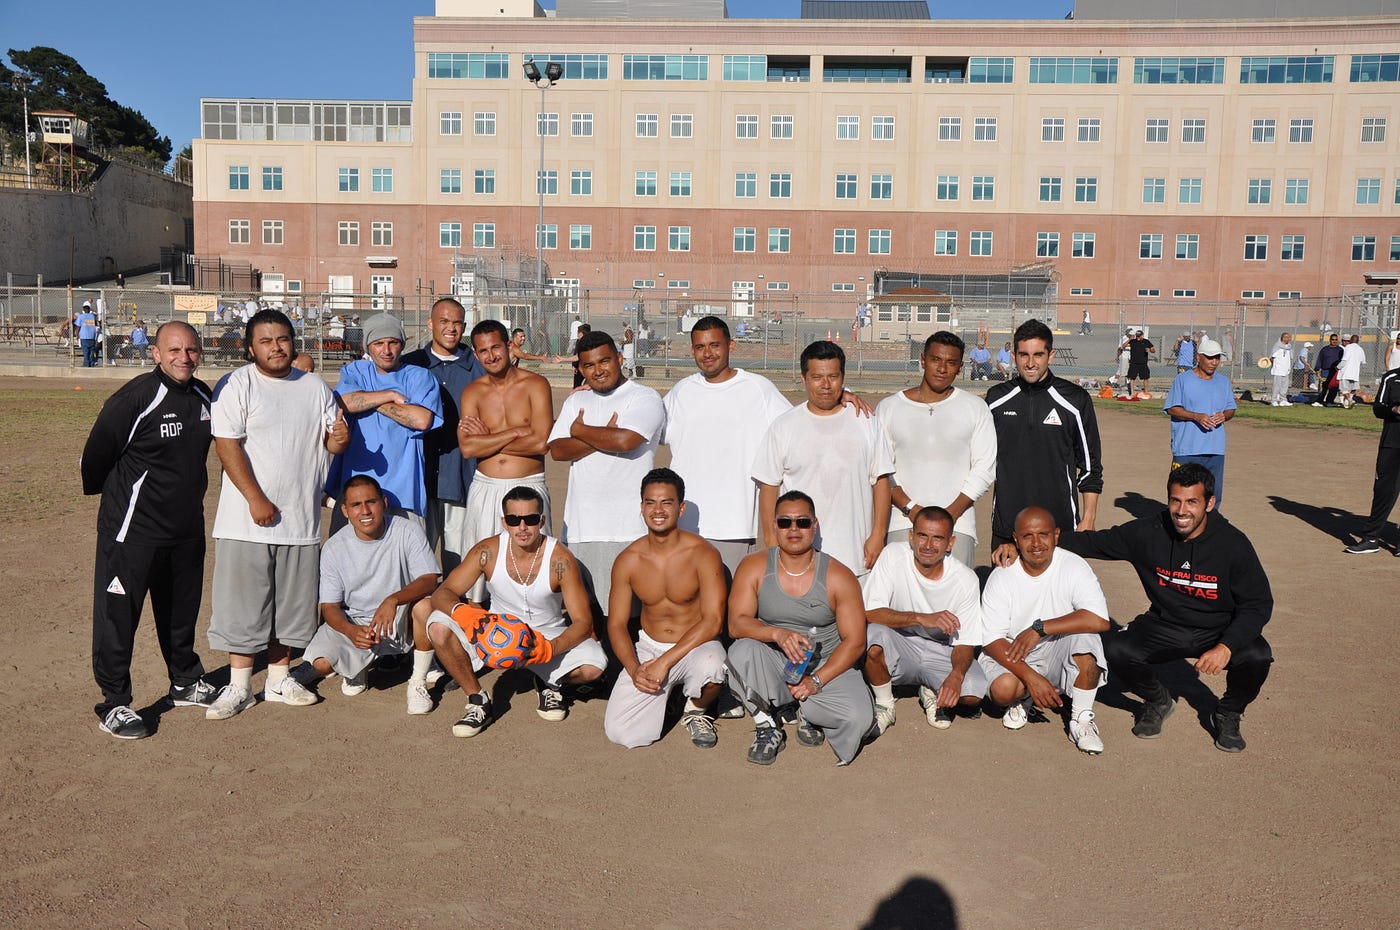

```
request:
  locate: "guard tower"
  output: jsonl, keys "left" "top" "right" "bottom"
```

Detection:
{"left": 32, "top": 110, "right": 99, "bottom": 191}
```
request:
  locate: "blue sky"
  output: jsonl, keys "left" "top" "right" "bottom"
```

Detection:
{"left": 1, "top": 0, "right": 1072, "bottom": 155}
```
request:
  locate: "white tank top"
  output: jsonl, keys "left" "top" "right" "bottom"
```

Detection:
{"left": 488, "top": 532, "right": 566, "bottom": 637}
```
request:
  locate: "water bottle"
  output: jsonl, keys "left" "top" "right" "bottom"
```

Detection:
{"left": 782, "top": 626, "right": 820, "bottom": 685}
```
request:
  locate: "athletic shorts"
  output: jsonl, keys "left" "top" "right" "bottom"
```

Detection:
{"left": 1126, "top": 363, "right": 1151, "bottom": 380}
{"left": 866, "top": 624, "right": 988, "bottom": 697}
{"left": 604, "top": 631, "right": 727, "bottom": 748}
{"left": 978, "top": 632, "right": 1107, "bottom": 696}
{"left": 208, "top": 539, "right": 320, "bottom": 652}
{"left": 301, "top": 606, "right": 411, "bottom": 679}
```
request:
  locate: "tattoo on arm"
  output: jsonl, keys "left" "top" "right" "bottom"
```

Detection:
{"left": 479, "top": 549, "right": 489, "bottom": 567}
{"left": 553, "top": 558, "right": 566, "bottom": 580}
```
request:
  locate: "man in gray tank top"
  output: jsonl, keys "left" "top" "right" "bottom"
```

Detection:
{"left": 726, "top": 490, "right": 875, "bottom": 765}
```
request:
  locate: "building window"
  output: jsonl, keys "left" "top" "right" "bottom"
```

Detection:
{"left": 571, "top": 112, "right": 593, "bottom": 137}
{"left": 338, "top": 221, "right": 359, "bottom": 246}
{"left": 1353, "top": 236, "right": 1377, "bottom": 261}
{"left": 536, "top": 224, "right": 558, "bottom": 250}
{"left": 1357, "top": 178, "right": 1382, "bottom": 204}
{"left": 1075, "top": 176, "right": 1098, "bottom": 203}
{"left": 1140, "top": 234, "right": 1163, "bottom": 259}
{"left": 635, "top": 170, "right": 657, "bottom": 197}
{"left": 1241, "top": 290, "right": 1265, "bottom": 299}
{"left": 636, "top": 113, "right": 658, "bottom": 137}
{"left": 973, "top": 116, "right": 997, "bottom": 141}
{"left": 1351, "top": 53, "right": 1400, "bottom": 83}
{"left": 833, "top": 283, "right": 856, "bottom": 292}
{"left": 1240, "top": 55, "right": 1334, "bottom": 84}
{"left": 1029, "top": 57, "right": 1119, "bottom": 84}
{"left": 1133, "top": 56, "right": 1225, "bottom": 84}
{"left": 1251, "top": 118, "right": 1276, "bottom": 143}
{"left": 1072, "top": 232, "right": 1095, "bottom": 258}
{"left": 766, "top": 281, "right": 790, "bottom": 291}
{"left": 427, "top": 52, "right": 510, "bottom": 79}
{"left": 473, "top": 112, "right": 496, "bottom": 136}
{"left": 834, "top": 228, "right": 857, "bottom": 254}
{"left": 1244, "top": 234, "right": 1268, "bottom": 260}
{"left": 1143, "top": 177, "right": 1165, "bottom": 203}
{"left": 872, "top": 115, "right": 895, "bottom": 140}
{"left": 734, "top": 227, "right": 756, "bottom": 252}
{"left": 536, "top": 170, "right": 558, "bottom": 195}
{"left": 633, "top": 226, "right": 656, "bottom": 251}
{"left": 229, "top": 219, "right": 249, "bottom": 244}
{"left": 570, "top": 170, "right": 592, "bottom": 196}
{"left": 735, "top": 172, "right": 757, "bottom": 198}
{"left": 736, "top": 114, "right": 758, "bottom": 138}
{"left": 621, "top": 53, "right": 708, "bottom": 81}
{"left": 936, "top": 175, "right": 959, "bottom": 201}
{"left": 970, "top": 231, "right": 993, "bottom": 256}
{"left": 262, "top": 220, "right": 283, "bottom": 245}
{"left": 372, "top": 221, "right": 392, "bottom": 247}
{"left": 1278, "top": 290, "right": 1302, "bottom": 299}
{"left": 968, "top": 57, "right": 1014, "bottom": 83}
{"left": 835, "top": 173, "right": 857, "bottom": 199}
{"left": 770, "top": 173, "right": 792, "bottom": 198}
{"left": 1138, "top": 289, "right": 1161, "bottom": 297}
{"left": 1289, "top": 118, "right": 1314, "bottom": 143}
{"left": 934, "top": 230, "right": 957, "bottom": 255}
{"left": 670, "top": 171, "right": 692, "bottom": 197}
{"left": 440, "top": 223, "right": 461, "bottom": 248}
{"left": 440, "top": 111, "right": 462, "bottom": 135}
{"left": 1040, "top": 176, "right": 1062, "bottom": 202}
{"left": 837, "top": 115, "right": 859, "bottom": 139}
{"left": 526, "top": 52, "right": 609, "bottom": 81}
{"left": 1178, "top": 177, "right": 1202, "bottom": 204}
{"left": 1282, "top": 235, "right": 1305, "bottom": 261}
{"left": 371, "top": 168, "right": 392, "bottom": 193}
{"left": 474, "top": 169, "right": 495, "bottom": 194}
{"left": 1144, "top": 118, "right": 1169, "bottom": 143}
{"left": 337, "top": 167, "right": 358, "bottom": 192}
{"left": 668, "top": 225, "right": 691, "bottom": 251}
{"left": 1069, "top": 287, "right": 1093, "bottom": 296}
{"left": 1285, "top": 178, "right": 1309, "bottom": 204}
{"left": 771, "top": 115, "right": 793, "bottom": 139}
{"left": 1036, "top": 232, "right": 1059, "bottom": 257}
{"left": 870, "top": 174, "right": 892, "bottom": 200}
{"left": 1182, "top": 119, "right": 1206, "bottom": 143}
{"left": 1248, "top": 179, "right": 1272, "bottom": 204}
{"left": 1395, "top": 179, "right": 1400, "bottom": 203}
{"left": 1077, "top": 117, "right": 1101, "bottom": 142}
{"left": 869, "top": 228, "right": 892, "bottom": 254}
{"left": 262, "top": 166, "right": 283, "bottom": 191}
{"left": 1173, "top": 289, "right": 1197, "bottom": 298}
{"left": 1391, "top": 236, "right": 1400, "bottom": 261}
{"left": 1041, "top": 117, "right": 1065, "bottom": 142}
{"left": 671, "top": 113, "right": 694, "bottom": 138}
{"left": 939, "top": 116, "right": 962, "bottom": 141}
{"left": 570, "top": 224, "right": 592, "bottom": 250}
{"left": 229, "top": 165, "right": 249, "bottom": 190}
{"left": 633, "top": 279, "right": 656, "bottom": 289}
{"left": 1176, "top": 233, "right": 1199, "bottom": 260}
{"left": 972, "top": 176, "right": 995, "bottom": 201}
{"left": 441, "top": 169, "right": 461, "bottom": 194}
{"left": 768, "top": 227, "right": 791, "bottom": 253}
{"left": 473, "top": 223, "right": 494, "bottom": 248}
{"left": 723, "top": 54, "right": 766, "bottom": 81}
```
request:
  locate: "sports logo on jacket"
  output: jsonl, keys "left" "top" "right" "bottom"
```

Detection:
{"left": 1042, "top": 409, "right": 1062, "bottom": 426}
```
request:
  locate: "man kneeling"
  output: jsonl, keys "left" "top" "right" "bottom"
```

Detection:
{"left": 604, "top": 468, "right": 728, "bottom": 749}
{"left": 410, "top": 485, "right": 604, "bottom": 736}
{"left": 982, "top": 506, "right": 1110, "bottom": 755}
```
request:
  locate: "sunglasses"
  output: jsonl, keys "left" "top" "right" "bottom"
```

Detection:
{"left": 503, "top": 513, "right": 543, "bottom": 527}
{"left": 775, "top": 516, "right": 815, "bottom": 529}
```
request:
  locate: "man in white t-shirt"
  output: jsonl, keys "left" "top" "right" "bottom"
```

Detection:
{"left": 205, "top": 309, "right": 351, "bottom": 720}
{"left": 753, "top": 340, "right": 893, "bottom": 578}
{"left": 879, "top": 330, "right": 996, "bottom": 568}
{"left": 980, "top": 506, "right": 1110, "bottom": 754}
{"left": 548, "top": 330, "right": 665, "bottom": 618}
{"left": 864, "top": 506, "right": 989, "bottom": 733}
{"left": 1268, "top": 333, "right": 1293, "bottom": 407}
{"left": 1338, "top": 334, "right": 1367, "bottom": 409}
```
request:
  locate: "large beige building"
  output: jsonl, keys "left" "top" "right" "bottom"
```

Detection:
{"left": 192, "top": 0, "right": 1400, "bottom": 312}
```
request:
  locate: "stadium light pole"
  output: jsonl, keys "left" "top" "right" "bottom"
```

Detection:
{"left": 523, "top": 59, "right": 563, "bottom": 324}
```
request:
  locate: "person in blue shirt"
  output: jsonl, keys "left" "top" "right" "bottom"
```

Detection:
{"left": 1163, "top": 336, "right": 1236, "bottom": 505}
{"left": 77, "top": 301, "right": 99, "bottom": 367}
{"left": 994, "top": 341, "right": 1013, "bottom": 379}
{"left": 968, "top": 344, "right": 993, "bottom": 380}
{"left": 1173, "top": 330, "right": 1196, "bottom": 373}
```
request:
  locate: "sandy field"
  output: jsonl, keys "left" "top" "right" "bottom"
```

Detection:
{"left": 1, "top": 373, "right": 1395, "bottom": 930}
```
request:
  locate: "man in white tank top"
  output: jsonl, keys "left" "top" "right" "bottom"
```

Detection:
{"left": 410, "top": 485, "right": 606, "bottom": 737}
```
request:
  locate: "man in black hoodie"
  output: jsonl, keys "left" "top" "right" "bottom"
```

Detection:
{"left": 1059, "top": 463, "right": 1273, "bottom": 753}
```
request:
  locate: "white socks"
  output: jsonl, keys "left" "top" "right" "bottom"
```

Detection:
{"left": 1071, "top": 687, "right": 1097, "bottom": 719}
{"left": 872, "top": 681, "right": 894, "bottom": 707}
{"left": 752, "top": 710, "right": 775, "bottom": 728}
{"left": 411, "top": 649, "right": 435, "bottom": 683}
{"left": 230, "top": 665, "right": 253, "bottom": 691}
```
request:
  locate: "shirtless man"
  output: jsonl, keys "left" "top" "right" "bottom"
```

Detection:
{"left": 457, "top": 319, "right": 555, "bottom": 601}
{"left": 509, "top": 327, "right": 548, "bottom": 366}
{"left": 604, "top": 468, "right": 728, "bottom": 749}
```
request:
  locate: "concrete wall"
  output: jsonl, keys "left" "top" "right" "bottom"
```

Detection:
{"left": 0, "top": 162, "right": 192, "bottom": 283}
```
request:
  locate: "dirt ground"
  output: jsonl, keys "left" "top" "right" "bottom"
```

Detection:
{"left": 1, "top": 372, "right": 1395, "bottom": 930}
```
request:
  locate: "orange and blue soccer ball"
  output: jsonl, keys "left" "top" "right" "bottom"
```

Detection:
{"left": 472, "top": 612, "right": 538, "bottom": 669}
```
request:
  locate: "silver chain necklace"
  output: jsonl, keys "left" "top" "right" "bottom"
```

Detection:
{"left": 507, "top": 539, "right": 543, "bottom": 624}
{"left": 780, "top": 553, "right": 815, "bottom": 577}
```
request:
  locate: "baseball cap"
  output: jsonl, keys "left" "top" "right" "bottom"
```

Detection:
{"left": 1135, "top": 329, "right": 1145, "bottom": 335}
{"left": 1196, "top": 337, "right": 1223, "bottom": 357}
{"left": 1303, "top": 341, "right": 1314, "bottom": 347}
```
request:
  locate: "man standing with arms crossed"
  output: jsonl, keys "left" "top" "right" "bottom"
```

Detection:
{"left": 81, "top": 322, "right": 218, "bottom": 738}
{"left": 604, "top": 468, "right": 728, "bottom": 749}
{"left": 402, "top": 297, "right": 482, "bottom": 574}
{"left": 1164, "top": 336, "right": 1235, "bottom": 506}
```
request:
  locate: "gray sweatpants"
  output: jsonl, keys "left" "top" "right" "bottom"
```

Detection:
{"left": 726, "top": 638, "right": 875, "bottom": 764}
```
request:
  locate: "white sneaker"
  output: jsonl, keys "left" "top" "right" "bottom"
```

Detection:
{"left": 340, "top": 669, "right": 368, "bottom": 697}
{"left": 424, "top": 662, "right": 446, "bottom": 687}
{"left": 205, "top": 684, "right": 255, "bottom": 720}
{"left": 918, "top": 686, "right": 940, "bottom": 727}
{"left": 1070, "top": 710, "right": 1105, "bottom": 754}
{"left": 266, "top": 675, "right": 318, "bottom": 706}
{"left": 1279, "top": 400, "right": 1292, "bottom": 407}
{"left": 1002, "top": 702, "right": 1028, "bottom": 730}
{"left": 1311, "top": 402, "right": 1323, "bottom": 407}
{"left": 873, "top": 702, "right": 896, "bottom": 734}
{"left": 406, "top": 681, "right": 433, "bottom": 715}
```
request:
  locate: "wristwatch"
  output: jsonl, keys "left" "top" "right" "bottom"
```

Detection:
{"left": 899, "top": 501, "right": 914, "bottom": 517}
{"left": 1031, "top": 618, "right": 1047, "bottom": 637}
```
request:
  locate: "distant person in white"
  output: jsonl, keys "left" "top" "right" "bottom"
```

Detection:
{"left": 1338, "top": 333, "right": 1367, "bottom": 409}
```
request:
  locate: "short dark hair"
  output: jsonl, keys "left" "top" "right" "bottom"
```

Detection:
{"left": 1013, "top": 319, "right": 1054, "bottom": 353}
{"left": 922, "top": 330, "right": 965, "bottom": 359}
{"left": 690, "top": 315, "right": 730, "bottom": 340}
{"left": 244, "top": 309, "right": 294, "bottom": 359}
{"left": 342, "top": 474, "right": 384, "bottom": 498}
{"left": 641, "top": 466, "right": 685, "bottom": 501}
{"left": 576, "top": 330, "right": 617, "bottom": 356}
{"left": 1168, "top": 462, "right": 1216, "bottom": 500}
{"left": 501, "top": 484, "right": 545, "bottom": 514}
{"left": 432, "top": 296, "right": 466, "bottom": 316}
{"left": 471, "top": 319, "right": 509, "bottom": 345}
{"left": 800, "top": 339, "right": 845, "bottom": 375}
{"left": 511, "top": 327, "right": 525, "bottom": 337}
{"left": 911, "top": 505, "right": 955, "bottom": 533}
{"left": 775, "top": 489, "right": 816, "bottom": 516}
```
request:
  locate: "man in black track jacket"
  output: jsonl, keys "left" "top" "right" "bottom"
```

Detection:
{"left": 986, "top": 319, "right": 1103, "bottom": 565}
{"left": 80, "top": 322, "right": 217, "bottom": 739}
{"left": 1059, "top": 463, "right": 1274, "bottom": 753}
{"left": 1343, "top": 364, "right": 1400, "bottom": 555}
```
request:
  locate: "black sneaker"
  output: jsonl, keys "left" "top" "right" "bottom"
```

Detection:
{"left": 168, "top": 679, "right": 218, "bottom": 707}
{"left": 1344, "top": 538, "right": 1382, "bottom": 555}
{"left": 1132, "top": 695, "right": 1176, "bottom": 739}
{"left": 795, "top": 712, "right": 826, "bottom": 747}
{"left": 451, "top": 693, "right": 493, "bottom": 738}
{"left": 1212, "top": 709, "right": 1246, "bottom": 753}
{"left": 537, "top": 683, "right": 568, "bottom": 721}
{"left": 747, "top": 725, "right": 786, "bottom": 765}
{"left": 681, "top": 710, "right": 718, "bottom": 749}
{"left": 99, "top": 705, "right": 149, "bottom": 740}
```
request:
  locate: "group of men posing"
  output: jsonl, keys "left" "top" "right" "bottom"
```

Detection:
{"left": 82, "top": 304, "right": 1278, "bottom": 763}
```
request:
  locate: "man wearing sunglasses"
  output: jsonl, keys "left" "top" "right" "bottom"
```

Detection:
{"left": 413, "top": 485, "right": 604, "bottom": 732}
{"left": 604, "top": 468, "right": 728, "bottom": 749}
